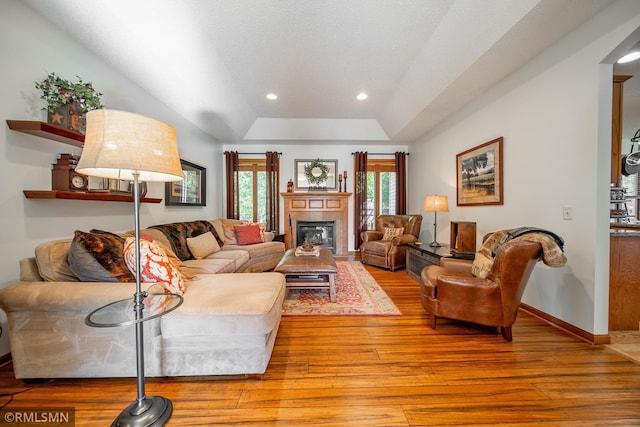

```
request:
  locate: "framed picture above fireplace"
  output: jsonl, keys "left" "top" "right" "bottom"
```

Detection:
{"left": 294, "top": 159, "right": 338, "bottom": 191}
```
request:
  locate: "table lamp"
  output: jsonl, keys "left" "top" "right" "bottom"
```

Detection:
{"left": 76, "top": 109, "right": 184, "bottom": 427}
{"left": 423, "top": 195, "right": 449, "bottom": 247}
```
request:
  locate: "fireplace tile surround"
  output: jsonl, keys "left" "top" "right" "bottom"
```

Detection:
{"left": 282, "top": 192, "right": 351, "bottom": 255}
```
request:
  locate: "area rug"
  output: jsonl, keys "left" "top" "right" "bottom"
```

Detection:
{"left": 282, "top": 261, "right": 402, "bottom": 316}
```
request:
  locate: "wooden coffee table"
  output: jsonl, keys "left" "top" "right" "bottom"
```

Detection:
{"left": 274, "top": 248, "right": 338, "bottom": 302}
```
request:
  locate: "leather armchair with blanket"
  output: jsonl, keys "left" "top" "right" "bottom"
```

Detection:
{"left": 420, "top": 228, "right": 566, "bottom": 341}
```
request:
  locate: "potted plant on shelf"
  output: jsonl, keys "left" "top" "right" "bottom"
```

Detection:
{"left": 35, "top": 72, "right": 104, "bottom": 134}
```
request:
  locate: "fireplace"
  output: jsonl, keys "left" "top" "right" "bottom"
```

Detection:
{"left": 282, "top": 192, "right": 351, "bottom": 254}
{"left": 296, "top": 220, "right": 336, "bottom": 253}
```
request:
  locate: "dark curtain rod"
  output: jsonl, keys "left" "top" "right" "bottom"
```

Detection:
{"left": 351, "top": 152, "right": 409, "bottom": 155}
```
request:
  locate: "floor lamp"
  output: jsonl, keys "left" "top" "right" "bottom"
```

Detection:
{"left": 77, "top": 109, "right": 184, "bottom": 427}
{"left": 423, "top": 195, "right": 449, "bottom": 247}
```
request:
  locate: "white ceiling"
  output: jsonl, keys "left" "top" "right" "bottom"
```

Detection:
{"left": 24, "top": 0, "right": 613, "bottom": 144}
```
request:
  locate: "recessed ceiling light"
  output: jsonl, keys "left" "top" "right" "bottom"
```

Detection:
{"left": 357, "top": 92, "right": 368, "bottom": 101}
{"left": 618, "top": 51, "right": 640, "bottom": 64}
{"left": 266, "top": 93, "right": 278, "bottom": 100}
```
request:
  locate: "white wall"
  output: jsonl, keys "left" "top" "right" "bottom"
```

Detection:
{"left": 222, "top": 142, "right": 410, "bottom": 251}
{"left": 0, "top": 2, "right": 223, "bottom": 355}
{"left": 408, "top": 0, "right": 640, "bottom": 336}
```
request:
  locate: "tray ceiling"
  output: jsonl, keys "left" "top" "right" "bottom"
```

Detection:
{"left": 25, "top": 0, "right": 612, "bottom": 144}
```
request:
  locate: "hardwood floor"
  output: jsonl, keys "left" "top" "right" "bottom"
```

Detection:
{"left": 2, "top": 261, "right": 640, "bottom": 426}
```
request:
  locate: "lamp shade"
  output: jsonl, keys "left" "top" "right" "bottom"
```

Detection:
{"left": 423, "top": 195, "right": 449, "bottom": 212}
{"left": 76, "top": 109, "right": 183, "bottom": 182}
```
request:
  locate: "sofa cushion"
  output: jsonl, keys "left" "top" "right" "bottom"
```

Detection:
{"left": 34, "top": 239, "right": 78, "bottom": 282}
{"left": 234, "top": 223, "right": 264, "bottom": 245}
{"left": 182, "top": 258, "right": 236, "bottom": 274}
{"left": 161, "top": 272, "right": 285, "bottom": 338}
{"left": 66, "top": 230, "right": 135, "bottom": 282}
{"left": 123, "top": 237, "right": 186, "bottom": 295}
{"left": 209, "top": 249, "right": 250, "bottom": 272}
{"left": 186, "top": 231, "right": 221, "bottom": 259}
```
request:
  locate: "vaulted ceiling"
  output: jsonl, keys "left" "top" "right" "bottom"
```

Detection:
{"left": 25, "top": 0, "right": 612, "bottom": 144}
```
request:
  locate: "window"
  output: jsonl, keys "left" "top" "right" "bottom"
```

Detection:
{"left": 238, "top": 159, "right": 266, "bottom": 223}
{"left": 365, "top": 159, "right": 396, "bottom": 229}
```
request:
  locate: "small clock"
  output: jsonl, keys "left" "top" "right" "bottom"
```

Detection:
{"left": 69, "top": 172, "right": 89, "bottom": 191}
{"left": 52, "top": 154, "right": 89, "bottom": 192}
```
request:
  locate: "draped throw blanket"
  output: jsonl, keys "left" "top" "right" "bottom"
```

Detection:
{"left": 471, "top": 227, "right": 566, "bottom": 279}
{"left": 149, "top": 220, "right": 223, "bottom": 261}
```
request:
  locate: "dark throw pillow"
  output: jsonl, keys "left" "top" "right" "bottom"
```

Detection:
{"left": 66, "top": 229, "right": 135, "bottom": 282}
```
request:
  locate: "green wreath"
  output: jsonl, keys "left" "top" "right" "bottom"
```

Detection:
{"left": 304, "top": 159, "right": 329, "bottom": 186}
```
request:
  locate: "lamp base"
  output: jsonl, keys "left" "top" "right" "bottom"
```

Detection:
{"left": 111, "top": 396, "right": 172, "bottom": 427}
{"left": 429, "top": 241, "right": 442, "bottom": 247}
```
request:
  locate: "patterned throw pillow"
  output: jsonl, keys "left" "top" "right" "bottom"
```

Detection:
{"left": 186, "top": 232, "right": 221, "bottom": 259}
{"left": 145, "top": 237, "right": 195, "bottom": 280}
{"left": 382, "top": 227, "right": 404, "bottom": 241}
{"left": 123, "top": 236, "right": 186, "bottom": 295}
{"left": 66, "top": 230, "right": 135, "bottom": 282}
{"left": 234, "top": 223, "right": 264, "bottom": 245}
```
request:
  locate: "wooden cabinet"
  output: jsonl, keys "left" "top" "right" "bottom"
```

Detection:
{"left": 450, "top": 221, "right": 476, "bottom": 256}
{"left": 7, "top": 120, "right": 162, "bottom": 204}
{"left": 609, "top": 231, "right": 640, "bottom": 330}
{"left": 406, "top": 243, "right": 450, "bottom": 281}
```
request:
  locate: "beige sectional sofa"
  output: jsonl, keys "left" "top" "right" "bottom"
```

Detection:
{"left": 0, "top": 218, "right": 287, "bottom": 379}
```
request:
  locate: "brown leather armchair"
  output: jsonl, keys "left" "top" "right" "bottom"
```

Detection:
{"left": 420, "top": 239, "right": 542, "bottom": 341}
{"left": 359, "top": 214, "right": 422, "bottom": 271}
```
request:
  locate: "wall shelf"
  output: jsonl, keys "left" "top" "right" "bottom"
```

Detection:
{"left": 24, "top": 190, "right": 162, "bottom": 203}
{"left": 7, "top": 120, "right": 84, "bottom": 147}
{"left": 9, "top": 120, "right": 164, "bottom": 204}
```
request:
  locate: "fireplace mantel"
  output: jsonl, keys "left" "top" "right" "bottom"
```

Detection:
{"left": 282, "top": 192, "right": 352, "bottom": 254}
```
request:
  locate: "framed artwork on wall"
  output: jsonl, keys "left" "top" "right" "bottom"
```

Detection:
{"left": 294, "top": 159, "right": 338, "bottom": 191}
{"left": 165, "top": 159, "right": 206, "bottom": 206}
{"left": 456, "top": 137, "right": 503, "bottom": 206}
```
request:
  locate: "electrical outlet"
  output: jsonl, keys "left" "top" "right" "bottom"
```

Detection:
{"left": 562, "top": 206, "right": 573, "bottom": 220}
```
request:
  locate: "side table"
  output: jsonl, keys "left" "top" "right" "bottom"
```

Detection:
{"left": 406, "top": 243, "right": 451, "bottom": 282}
{"left": 85, "top": 293, "right": 183, "bottom": 327}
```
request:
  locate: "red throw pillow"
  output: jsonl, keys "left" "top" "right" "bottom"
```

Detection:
{"left": 234, "top": 224, "right": 264, "bottom": 245}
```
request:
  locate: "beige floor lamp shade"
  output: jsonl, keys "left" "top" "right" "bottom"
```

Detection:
{"left": 76, "top": 109, "right": 183, "bottom": 182}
